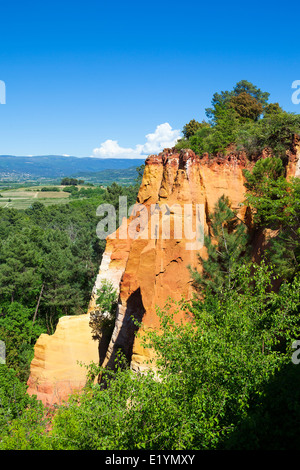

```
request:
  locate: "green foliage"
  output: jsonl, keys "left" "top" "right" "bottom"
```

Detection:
{"left": 263, "top": 102, "right": 283, "bottom": 117}
{"left": 182, "top": 119, "right": 210, "bottom": 139}
{"left": 0, "top": 405, "right": 51, "bottom": 450}
{"left": 243, "top": 156, "right": 285, "bottom": 196}
{"left": 205, "top": 80, "right": 269, "bottom": 124}
{"left": 95, "top": 280, "right": 118, "bottom": 315}
{"left": 12, "top": 262, "right": 298, "bottom": 450}
{"left": 40, "top": 186, "right": 60, "bottom": 191}
{"left": 204, "top": 106, "right": 240, "bottom": 153}
{"left": 178, "top": 80, "right": 300, "bottom": 159}
{"left": 135, "top": 164, "right": 145, "bottom": 184}
{"left": 0, "top": 365, "right": 31, "bottom": 428}
{"left": 0, "top": 204, "right": 102, "bottom": 326}
{"left": 229, "top": 91, "right": 263, "bottom": 121}
{"left": 190, "top": 195, "right": 249, "bottom": 294}
{"left": 244, "top": 161, "right": 300, "bottom": 279}
{"left": 0, "top": 302, "right": 45, "bottom": 381}
{"left": 141, "top": 264, "right": 300, "bottom": 449}
{"left": 0, "top": 178, "right": 139, "bottom": 385}
{"left": 187, "top": 125, "right": 213, "bottom": 154}
{"left": 0, "top": 175, "right": 143, "bottom": 450}
{"left": 237, "top": 110, "right": 300, "bottom": 159}
{"left": 232, "top": 80, "right": 270, "bottom": 107}
{"left": 177, "top": 107, "right": 240, "bottom": 155}
{"left": 67, "top": 185, "right": 106, "bottom": 200}
{"left": 0, "top": 364, "right": 45, "bottom": 446}
{"left": 223, "top": 361, "right": 300, "bottom": 450}
{"left": 89, "top": 280, "right": 118, "bottom": 340}
{"left": 3, "top": 226, "right": 300, "bottom": 450}
{"left": 61, "top": 177, "right": 84, "bottom": 185}
{"left": 63, "top": 185, "right": 79, "bottom": 193}
{"left": 2, "top": 87, "right": 300, "bottom": 451}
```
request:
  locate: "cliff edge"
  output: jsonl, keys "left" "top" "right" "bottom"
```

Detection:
{"left": 27, "top": 143, "right": 300, "bottom": 405}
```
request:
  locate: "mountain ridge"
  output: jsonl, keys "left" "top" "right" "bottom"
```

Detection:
{"left": 0, "top": 155, "right": 146, "bottom": 179}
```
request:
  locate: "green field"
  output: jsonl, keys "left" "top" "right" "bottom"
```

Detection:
{"left": 0, "top": 186, "right": 70, "bottom": 209}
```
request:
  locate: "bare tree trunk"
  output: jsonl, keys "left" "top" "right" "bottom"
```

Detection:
{"left": 32, "top": 283, "right": 44, "bottom": 325}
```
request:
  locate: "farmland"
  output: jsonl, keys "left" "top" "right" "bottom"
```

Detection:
{"left": 0, "top": 186, "right": 70, "bottom": 209}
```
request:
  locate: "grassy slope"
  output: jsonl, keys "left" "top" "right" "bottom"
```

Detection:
{"left": 0, "top": 186, "right": 70, "bottom": 209}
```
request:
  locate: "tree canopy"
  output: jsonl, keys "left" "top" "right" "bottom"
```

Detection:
{"left": 177, "top": 80, "right": 300, "bottom": 158}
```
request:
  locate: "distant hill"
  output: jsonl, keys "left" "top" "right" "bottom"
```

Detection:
{"left": 0, "top": 155, "right": 146, "bottom": 180}
{"left": 71, "top": 167, "right": 141, "bottom": 185}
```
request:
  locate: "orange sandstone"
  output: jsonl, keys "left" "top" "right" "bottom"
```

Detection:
{"left": 27, "top": 314, "right": 99, "bottom": 406}
{"left": 100, "top": 149, "right": 249, "bottom": 373}
{"left": 27, "top": 142, "right": 300, "bottom": 405}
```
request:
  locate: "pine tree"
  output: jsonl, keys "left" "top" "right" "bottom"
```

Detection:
{"left": 190, "top": 195, "right": 249, "bottom": 295}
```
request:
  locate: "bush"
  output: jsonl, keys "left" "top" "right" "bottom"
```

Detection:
{"left": 30, "top": 263, "right": 300, "bottom": 450}
{"left": 40, "top": 187, "right": 60, "bottom": 192}
{"left": 0, "top": 364, "right": 45, "bottom": 446}
{"left": 237, "top": 111, "right": 300, "bottom": 159}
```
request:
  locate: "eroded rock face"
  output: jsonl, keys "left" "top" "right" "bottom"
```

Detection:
{"left": 27, "top": 314, "right": 99, "bottom": 406}
{"left": 28, "top": 142, "right": 300, "bottom": 405}
{"left": 99, "top": 148, "right": 250, "bottom": 373}
{"left": 286, "top": 135, "right": 300, "bottom": 179}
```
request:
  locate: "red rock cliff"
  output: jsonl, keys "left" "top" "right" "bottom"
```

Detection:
{"left": 27, "top": 142, "right": 300, "bottom": 404}
{"left": 98, "top": 148, "right": 250, "bottom": 373}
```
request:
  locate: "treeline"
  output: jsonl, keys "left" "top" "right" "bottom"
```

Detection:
{"left": 61, "top": 177, "right": 84, "bottom": 186}
{"left": 177, "top": 80, "right": 300, "bottom": 159}
{"left": 40, "top": 186, "right": 60, "bottom": 191}
{"left": 0, "top": 178, "right": 141, "bottom": 384}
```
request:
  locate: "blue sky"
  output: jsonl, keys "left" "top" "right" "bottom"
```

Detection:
{"left": 0, "top": 0, "right": 299, "bottom": 158}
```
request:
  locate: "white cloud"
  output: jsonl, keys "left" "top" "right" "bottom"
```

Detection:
{"left": 91, "top": 123, "right": 181, "bottom": 159}
{"left": 92, "top": 140, "right": 140, "bottom": 159}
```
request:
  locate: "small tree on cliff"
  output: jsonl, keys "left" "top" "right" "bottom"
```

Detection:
{"left": 229, "top": 91, "right": 263, "bottom": 121}
{"left": 89, "top": 280, "right": 118, "bottom": 341}
{"left": 190, "top": 195, "right": 249, "bottom": 295}
{"left": 182, "top": 119, "right": 210, "bottom": 139}
{"left": 205, "top": 80, "right": 270, "bottom": 124}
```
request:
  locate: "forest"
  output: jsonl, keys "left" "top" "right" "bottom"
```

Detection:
{"left": 1, "top": 81, "right": 300, "bottom": 450}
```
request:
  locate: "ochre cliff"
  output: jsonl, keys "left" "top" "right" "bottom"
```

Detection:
{"left": 100, "top": 149, "right": 249, "bottom": 374}
{"left": 27, "top": 142, "right": 300, "bottom": 405}
{"left": 27, "top": 314, "right": 99, "bottom": 406}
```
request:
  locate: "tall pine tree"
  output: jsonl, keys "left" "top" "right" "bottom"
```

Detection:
{"left": 190, "top": 195, "right": 249, "bottom": 295}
